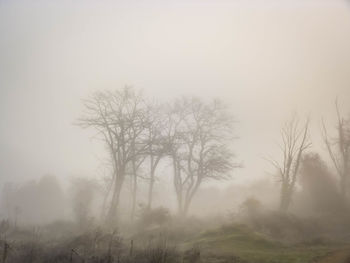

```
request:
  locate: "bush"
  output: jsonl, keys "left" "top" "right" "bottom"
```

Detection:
{"left": 137, "top": 206, "right": 171, "bottom": 229}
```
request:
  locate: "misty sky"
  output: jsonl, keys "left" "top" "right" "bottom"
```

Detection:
{"left": 1, "top": 0, "right": 350, "bottom": 187}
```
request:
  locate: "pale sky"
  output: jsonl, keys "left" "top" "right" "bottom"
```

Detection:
{"left": 1, "top": 0, "right": 350, "bottom": 187}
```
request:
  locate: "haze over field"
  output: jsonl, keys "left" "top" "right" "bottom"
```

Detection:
{"left": 1, "top": 0, "right": 350, "bottom": 185}
{"left": 2, "top": 2, "right": 350, "bottom": 262}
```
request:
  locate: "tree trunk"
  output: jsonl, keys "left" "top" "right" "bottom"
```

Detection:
{"left": 279, "top": 183, "right": 291, "bottom": 212}
{"left": 147, "top": 170, "right": 155, "bottom": 210}
{"left": 183, "top": 199, "right": 191, "bottom": 216}
{"left": 130, "top": 156, "right": 138, "bottom": 221}
{"left": 147, "top": 154, "right": 155, "bottom": 210}
{"left": 130, "top": 171, "right": 137, "bottom": 221}
{"left": 177, "top": 196, "right": 184, "bottom": 216}
{"left": 106, "top": 170, "right": 125, "bottom": 225}
{"left": 340, "top": 174, "right": 347, "bottom": 200}
{"left": 172, "top": 155, "right": 184, "bottom": 216}
{"left": 182, "top": 179, "right": 201, "bottom": 217}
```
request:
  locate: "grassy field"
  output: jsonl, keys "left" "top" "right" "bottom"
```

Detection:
{"left": 184, "top": 224, "right": 347, "bottom": 263}
{"left": 2, "top": 221, "right": 349, "bottom": 263}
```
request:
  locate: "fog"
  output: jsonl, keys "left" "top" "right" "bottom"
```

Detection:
{"left": 1, "top": 1, "right": 350, "bottom": 262}
{"left": 2, "top": 0, "right": 350, "bottom": 181}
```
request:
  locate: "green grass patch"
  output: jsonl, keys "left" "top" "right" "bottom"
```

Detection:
{"left": 184, "top": 224, "right": 336, "bottom": 263}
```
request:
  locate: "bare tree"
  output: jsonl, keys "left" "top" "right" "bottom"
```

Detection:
{"left": 79, "top": 90, "right": 239, "bottom": 219}
{"left": 78, "top": 87, "right": 148, "bottom": 224}
{"left": 144, "top": 103, "right": 168, "bottom": 210}
{"left": 167, "top": 97, "right": 239, "bottom": 216}
{"left": 129, "top": 149, "right": 147, "bottom": 221}
{"left": 129, "top": 102, "right": 168, "bottom": 217}
{"left": 268, "top": 115, "right": 310, "bottom": 212}
{"left": 322, "top": 100, "right": 350, "bottom": 200}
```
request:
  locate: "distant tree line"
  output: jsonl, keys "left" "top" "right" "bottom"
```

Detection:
{"left": 0, "top": 175, "right": 66, "bottom": 225}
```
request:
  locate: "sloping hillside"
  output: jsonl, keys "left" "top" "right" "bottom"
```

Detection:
{"left": 185, "top": 224, "right": 337, "bottom": 263}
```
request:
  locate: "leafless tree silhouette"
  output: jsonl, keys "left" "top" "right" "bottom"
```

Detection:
{"left": 267, "top": 115, "right": 310, "bottom": 212}
{"left": 322, "top": 100, "right": 350, "bottom": 200}
{"left": 166, "top": 97, "right": 240, "bottom": 215}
